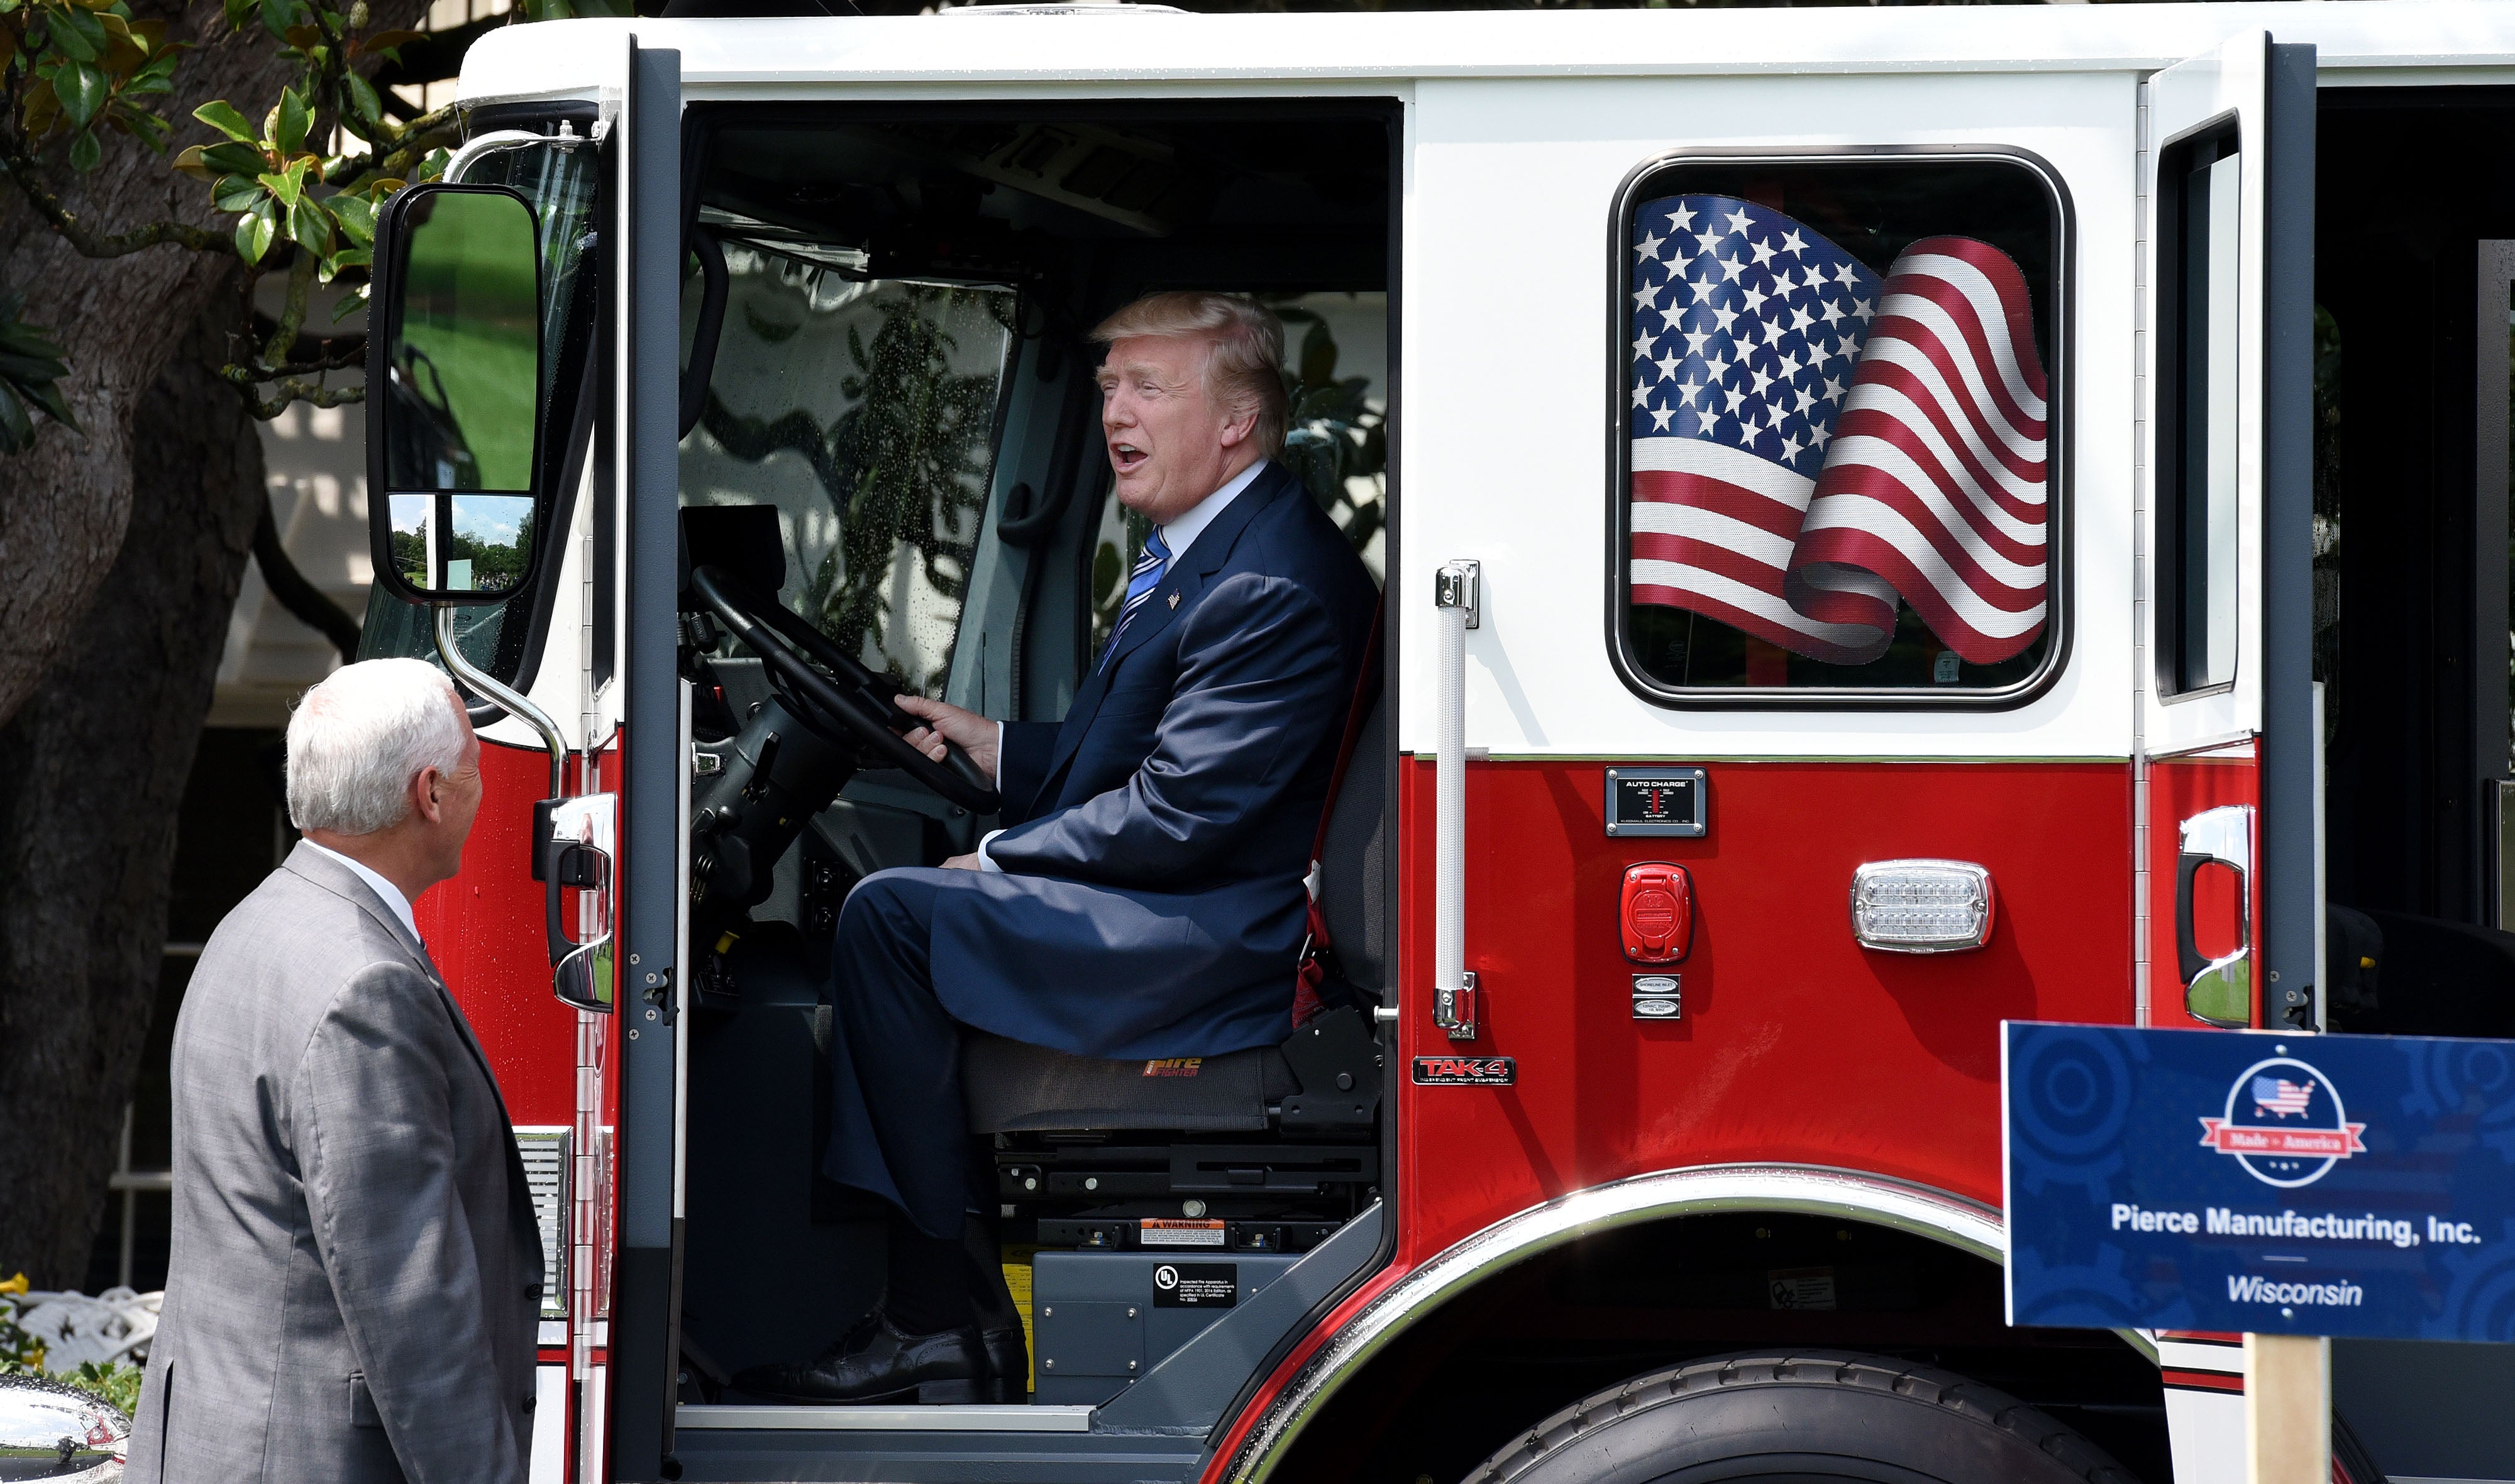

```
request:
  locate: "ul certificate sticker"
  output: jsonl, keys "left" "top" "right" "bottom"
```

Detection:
{"left": 1152, "top": 1261, "right": 1237, "bottom": 1309}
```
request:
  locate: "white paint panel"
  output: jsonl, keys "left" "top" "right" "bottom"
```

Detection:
{"left": 2142, "top": 32, "right": 2269, "bottom": 753}
{"left": 1400, "top": 68, "right": 2136, "bottom": 758}
{"left": 2164, "top": 1384, "right": 2247, "bottom": 1483}
{"left": 531, "top": 1365, "right": 569, "bottom": 1484}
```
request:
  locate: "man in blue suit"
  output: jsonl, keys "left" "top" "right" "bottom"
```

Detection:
{"left": 733, "top": 293, "right": 1378, "bottom": 1405}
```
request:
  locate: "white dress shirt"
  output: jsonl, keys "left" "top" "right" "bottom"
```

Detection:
{"left": 301, "top": 839, "right": 421, "bottom": 947}
{"left": 975, "top": 458, "right": 1272, "bottom": 872}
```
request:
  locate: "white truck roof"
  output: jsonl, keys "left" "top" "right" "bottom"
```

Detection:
{"left": 458, "top": 1, "right": 2515, "bottom": 102}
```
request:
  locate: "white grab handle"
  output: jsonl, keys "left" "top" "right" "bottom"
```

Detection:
{"left": 1432, "top": 560, "right": 1478, "bottom": 1040}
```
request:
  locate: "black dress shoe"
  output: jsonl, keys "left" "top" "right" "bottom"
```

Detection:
{"left": 732, "top": 1311, "right": 986, "bottom": 1404}
{"left": 978, "top": 1324, "right": 1029, "bottom": 1403}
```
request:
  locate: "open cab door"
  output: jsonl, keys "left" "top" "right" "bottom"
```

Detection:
{"left": 614, "top": 33, "right": 689, "bottom": 1482}
{"left": 2136, "top": 31, "right": 2319, "bottom": 1037}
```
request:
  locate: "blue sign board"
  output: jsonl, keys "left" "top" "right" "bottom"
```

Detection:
{"left": 2003, "top": 1021, "right": 2515, "bottom": 1341}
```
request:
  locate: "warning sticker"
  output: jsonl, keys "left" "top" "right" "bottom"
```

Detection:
{"left": 1152, "top": 1262, "right": 1238, "bottom": 1308}
{"left": 1767, "top": 1267, "right": 1838, "bottom": 1311}
{"left": 1141, "top": 1218, "right": 1227, "bottom": 1248}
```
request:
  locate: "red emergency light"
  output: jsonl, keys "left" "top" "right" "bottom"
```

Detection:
{"left": 1619, "top": 862, "right": 1694, "bottom": 964}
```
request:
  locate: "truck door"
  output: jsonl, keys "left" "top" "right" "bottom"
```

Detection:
{"left": 614, "top": 35, "right": 688, "bottom": 1480}
{"left": 2136, "top": 31, "right": 2319, "bottom": 1032}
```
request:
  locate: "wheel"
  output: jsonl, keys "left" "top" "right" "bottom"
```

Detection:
{"left": 1462, "top": 1350, "right": 2139, "bottom": 1484}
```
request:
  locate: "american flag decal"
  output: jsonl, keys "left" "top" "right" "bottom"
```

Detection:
{"left": 2252, "top": 1076, "right": 2316, "bottom": 1119}
{"left": 1628, "top": 194, "right": 2050, "bottom": 667}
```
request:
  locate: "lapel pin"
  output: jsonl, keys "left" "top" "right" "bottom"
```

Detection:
{"left": 1167, "top": 591, "right": 1181, "bottom": 610}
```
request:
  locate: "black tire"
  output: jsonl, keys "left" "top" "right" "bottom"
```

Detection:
{"left": 1462, "top": 1350, "right": 2141, "bottom": 1484}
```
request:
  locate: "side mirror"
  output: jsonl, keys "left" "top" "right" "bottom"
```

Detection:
{"left": 368, "top": 183, "right": 546, "bottom": 607}
{"left": 543, "top": 791, "right": 617, "bottom": 1013}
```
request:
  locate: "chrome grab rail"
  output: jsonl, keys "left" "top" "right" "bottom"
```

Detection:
{"left": 1432, "top": 559, "right": 1478, "bottom": 1042}
{"left": 434, "top": 607, "right": 569, "bottom": 797}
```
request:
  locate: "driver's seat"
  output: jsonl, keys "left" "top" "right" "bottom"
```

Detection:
{"left": 959, "top": 692, "right": 1387, "bottom": 1136}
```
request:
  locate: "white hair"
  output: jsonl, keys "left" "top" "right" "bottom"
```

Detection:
{"left": 286, "top": 658, "right": 468, "bottom": 835}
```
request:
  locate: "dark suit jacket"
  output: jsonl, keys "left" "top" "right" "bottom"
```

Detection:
{"left": 128, "top": 844, "right": 543, "bottom": 1484}
{"left": 926, "top": 459, "right": 1376, "bottom": 1058}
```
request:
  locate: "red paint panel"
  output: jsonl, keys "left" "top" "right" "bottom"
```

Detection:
{"left": 1395, "top": 759, "right": 2132, "bottom": 1263}
{"left": 412, "top": 737, "right": 596, "bottom": 1127}
{"left": 2145, "top": 751, "right": 2262, "bottom": 1031}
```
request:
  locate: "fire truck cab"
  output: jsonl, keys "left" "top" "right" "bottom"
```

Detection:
{"left": 360, "top": 5, "right": 2515, "bottom": 1481}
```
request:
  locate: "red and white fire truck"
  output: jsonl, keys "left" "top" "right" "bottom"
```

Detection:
{"left": 358, "top": 4, "right": 2515, "bottom": 1480}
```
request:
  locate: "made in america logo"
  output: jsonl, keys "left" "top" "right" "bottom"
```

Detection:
{"left": 2197, "top": 1055, "right": 2368, "bottom": 1189}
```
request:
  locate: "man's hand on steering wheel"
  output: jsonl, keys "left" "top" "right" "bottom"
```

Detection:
{"left": 687, "top": 564, "right": 1000, "bottom": 814}
{"left": 894, "top": 696, "right": 1000, "bottom": 781}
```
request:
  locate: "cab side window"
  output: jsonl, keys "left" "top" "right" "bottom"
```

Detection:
{"left": 2155, "top": 123, "right": 2243, "bottom": 697}
{"left": 1611, "top": 155, "right": 2065, "bottom": 699}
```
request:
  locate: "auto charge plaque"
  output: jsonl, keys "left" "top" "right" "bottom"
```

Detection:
{"left": 1605, "top": 767, "right": 1707, "bottom": 837}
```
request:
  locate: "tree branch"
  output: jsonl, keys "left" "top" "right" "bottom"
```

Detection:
{"left": 260, "top": 248, "right": 319, "bottom": 370}
{"left": 253, "top": 492, "right": 361, "bottom": 663}
{"left": 0, "top": 133, "right": 232, "bottom": 260}
{"left": 224, "top": 373, "right": 365, "bottom": 417}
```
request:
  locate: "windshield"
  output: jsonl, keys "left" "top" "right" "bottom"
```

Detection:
{"left": 680, "top": 241, "right": 1017, "bottom": 699}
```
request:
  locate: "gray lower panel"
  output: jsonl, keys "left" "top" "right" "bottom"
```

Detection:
{"left": 1095, "top": 1201, "right": 1383, "bottom": 1434}
{"left": 2335, "top": 1338, "right": 2515, "bottom": 1481}
{"left": 670, "top": 1428, "right": 1203, "bottom": 1483}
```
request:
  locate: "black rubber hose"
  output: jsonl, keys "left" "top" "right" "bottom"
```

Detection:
{"left": 679, "top": 226, "right": 730, "bottom": 439}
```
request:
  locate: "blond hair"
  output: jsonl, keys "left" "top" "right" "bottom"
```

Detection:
{"left": 1090, "top": 292, "right": 1290, "bottom": 458}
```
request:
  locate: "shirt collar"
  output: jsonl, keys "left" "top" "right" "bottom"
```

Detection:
{"left": 1156, "top": 458, "right": 1269, "bottom": 563}
{"left": 301, "top": 839, "right": 421, "bottom": 947}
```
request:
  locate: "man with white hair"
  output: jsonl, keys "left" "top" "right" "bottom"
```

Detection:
{"left": 736, "top": 292, "right": 1378, "bottom": 1405}
{"left": 128, "top": 658, "right": 544, "bottom": 1484}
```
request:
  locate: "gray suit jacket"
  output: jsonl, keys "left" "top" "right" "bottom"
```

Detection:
{"left": 128, "top": 843, "right": 542, "bottom": 1484}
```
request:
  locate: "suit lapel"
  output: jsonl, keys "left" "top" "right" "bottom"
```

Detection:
{"left": 1041, "top": 463, "right": 1298, "bottom": 788}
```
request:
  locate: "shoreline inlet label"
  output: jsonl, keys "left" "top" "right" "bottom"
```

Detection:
{"left": 2001, "top": 1022, "right": 2515, "bottom": 1341}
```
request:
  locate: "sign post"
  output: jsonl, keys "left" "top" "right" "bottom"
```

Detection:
{"left": 2244, "top": 1333, "right": 2326, "bottom": 1484}
{"left": 2003, "top": 1022, "right": 2515, "bottom": 1481}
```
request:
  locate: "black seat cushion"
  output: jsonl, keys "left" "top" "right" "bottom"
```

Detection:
{"left": 962, "top": 693, "right": 1385, "bottom": 1135}
{"left": 962, "top": 1034, "right": 1296, "bottom": 1135}
{"left": 1317, "top": 695, "right": 1388, "bottom": 994}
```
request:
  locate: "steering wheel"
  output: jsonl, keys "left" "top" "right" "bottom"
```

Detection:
{"left": 688, "top": 564, "right": 1002, "bottom": 815}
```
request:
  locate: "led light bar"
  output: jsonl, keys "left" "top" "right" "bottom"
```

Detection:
{"left": 1849, "top": 859, "right": 1994, "bottom": 954}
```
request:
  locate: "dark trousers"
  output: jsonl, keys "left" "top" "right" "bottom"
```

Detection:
{"left": 821, "top": 868, "right": 992, "bottom": 1241}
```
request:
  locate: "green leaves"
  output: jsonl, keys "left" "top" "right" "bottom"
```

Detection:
{"left": 0, "top": 294, "right": 80, "bottom": 452}
{"left": 210, "top": 172, "right": 262, "bottom": 212}
{"left": 53, "top": 58, "right": 104, "bottom": 128}
{"left": 14, "top": 0, "right": 187, "bottom": 171}
{"left": 326, "top": 189, "right": 375, "bottom": 245}
{"left": 285, "top": 195, "right": 326, "bottom": 256}
{"left": 234, "top": 197, "right": 276, "bottom": 264}
{"left": 342, "top": 72, "right": 380, "bottom": 129}
{"left": 257, "top": 0, "right": 306, "bottom": 43}
{"left": 270, "top": 84, "right": 308, "bottom": 155}
{"left": 193, "top": 98, "right": 258, "bottom": 143}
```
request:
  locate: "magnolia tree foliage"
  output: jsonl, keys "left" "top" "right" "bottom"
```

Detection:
{"left": 0, "top": 0, "right": 518, "bottom": 442}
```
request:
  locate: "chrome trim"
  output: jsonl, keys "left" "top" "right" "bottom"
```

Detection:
{"left": 436, "top": 607, "right": 569, "bottom": 796}
{"left": 676, "top": 1404, "right": 1094, "bottom": 1432}
{"left": 447, "top": 124, "right": 597, "bottom": 187}
{"left": 1220, "top": 1163, "right": 2003, "bottom": 1483}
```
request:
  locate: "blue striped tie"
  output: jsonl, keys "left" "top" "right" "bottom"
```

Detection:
{"left": 1098, "top": 527, "right": 1173, "bottom": 673}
